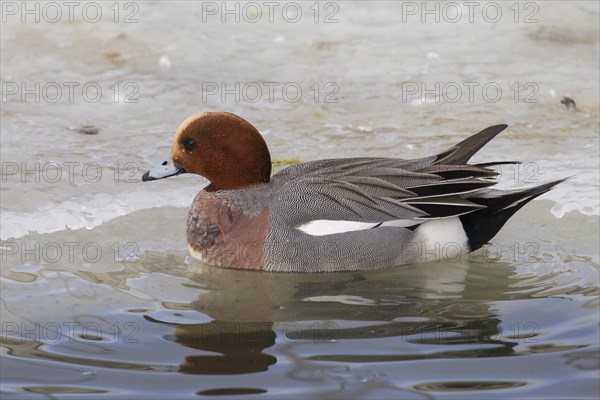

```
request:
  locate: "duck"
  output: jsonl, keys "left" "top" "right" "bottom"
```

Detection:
{"left": 142, "top": 112, "right": 564, "bottom": 272}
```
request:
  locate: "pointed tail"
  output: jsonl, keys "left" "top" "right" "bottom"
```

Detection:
{"left": 459, "top": 178, "right": 566, "bottom": 251}
{"left": 435, "top": 124, "right": 509, "bottom": 165}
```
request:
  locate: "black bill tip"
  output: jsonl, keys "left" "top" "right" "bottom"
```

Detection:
{"left": 141, "top": 170, "right": 155, "bottom": 181}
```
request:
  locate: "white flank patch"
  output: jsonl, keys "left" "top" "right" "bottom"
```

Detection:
{"left": 411, "top": 217, "right": 469, "bottom": 262}
{"left": 296, "top": 220, "right": 379, "bottom": 236}
{"left": 296, "top": 219, "right": 423, "bottom": 236}
{"left": 380, "top": 220, "right": 423, "bottom": 228}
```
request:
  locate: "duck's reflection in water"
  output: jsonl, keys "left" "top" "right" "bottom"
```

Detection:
{"left": 162, "top": 258, "right": 521, "bottom": 374}
{"left": 175, "top": 320, "right": 277, "bottom": 374}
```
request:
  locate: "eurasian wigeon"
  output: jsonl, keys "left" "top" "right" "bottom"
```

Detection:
{"left": 143, "top": 112, "right": 564, "bottom": 272}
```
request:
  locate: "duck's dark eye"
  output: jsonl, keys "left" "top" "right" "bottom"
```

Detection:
{"left": 184, "top": 138, "right": 196, "bottom": 151}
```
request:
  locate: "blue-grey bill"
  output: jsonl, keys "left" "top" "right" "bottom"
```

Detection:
{"left": 142, "top": 160, "right": 186, "bottom": 181}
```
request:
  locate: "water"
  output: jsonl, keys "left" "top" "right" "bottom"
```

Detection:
{"left": 1, "top": 1, "right": 599, "bottom": 398}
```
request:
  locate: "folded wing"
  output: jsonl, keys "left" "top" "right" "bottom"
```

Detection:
{"left": 270, "top": 125, "right": 510, "bottom": 228}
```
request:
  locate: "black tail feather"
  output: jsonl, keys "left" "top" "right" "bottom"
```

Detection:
{"left": 435, "top": 124, "right": 508, "bottom": 165}
{"left": 475, "top": 161, "right": 522, "bottom": 167}
{"left": 460, "top": 178, "right": 566, "bottom": 251}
